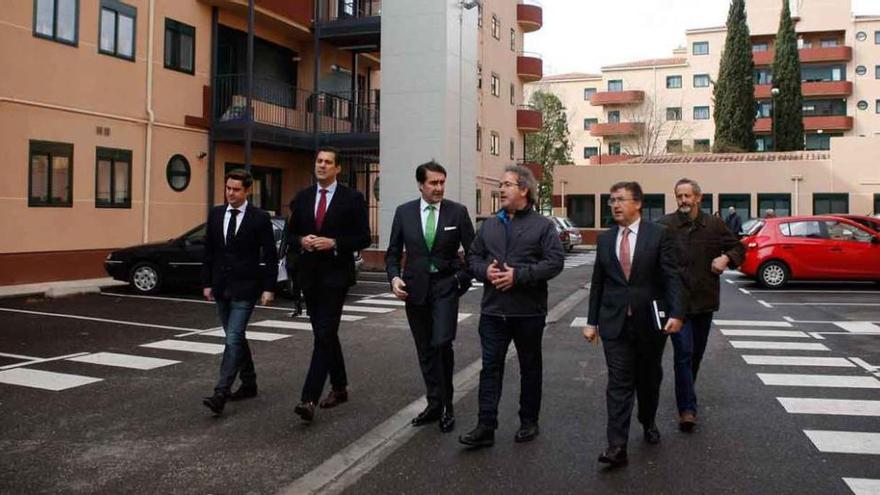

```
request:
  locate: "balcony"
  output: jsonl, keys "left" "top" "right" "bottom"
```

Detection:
{"left": 752, "top": 46, "right": 853, "bottom": 66}
{"left": 590, "top": 90, "right": 645, "bottom": 106}
{"left": 753, "top": 115, "right": 853, "bottom": 134}
{"left": 589, "top": 122, "right": 644, "bottom": 137}
{"left": 755, "top": 81, "right": 852, "bottom": 99}
{"left": 316, "top": 0, "right": 381, "bottom": 50}
{"left": 589, "top": 154, "right": 633, "bottom": 165}
{"left": 517, "top": 1, "right": 543, "bottom": 33}
{"left": 213, "top": 74, "right": 380, "bottom": 150}
{"left": 516, "top": 105, "right": 543, "bottom": 132}
{"left": 517, "top": 52, "right": 543, "bottom": 82}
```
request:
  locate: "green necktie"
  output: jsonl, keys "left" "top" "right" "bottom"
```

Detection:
{"left": 425, "top": 205, "right": 436, "bottom": 249}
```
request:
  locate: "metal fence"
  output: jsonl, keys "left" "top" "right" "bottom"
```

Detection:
{"left": 317, "top": 0, "right": 382, "bottom": 22}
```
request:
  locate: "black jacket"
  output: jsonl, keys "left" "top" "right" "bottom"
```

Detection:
{"left": 658, "top": 210, "right": 745, "bottom": 314}
{"left": 201, "top": 204, "right": 278, "bottom": 301}
{"left": 385, "top": 198, "right": 476, "bottom": 305}
{"left": 287, "top": 183, "right": 371, "bottom": 289}
{"left": 467, "top": 208, "right": 565, "bottom": 317}
{"left": 587, "top": 220, "right": 683, "bottom": 340}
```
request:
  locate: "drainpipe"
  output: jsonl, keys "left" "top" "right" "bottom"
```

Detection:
{"left": 143, "top": 0, "right": 156, "bottom": 243}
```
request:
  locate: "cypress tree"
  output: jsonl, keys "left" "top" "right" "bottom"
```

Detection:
{"left": 771, "top": 0, "right": 804, "bottom": 151}
{"left": 713, "top": 0, "right": 756, "bottom": 153}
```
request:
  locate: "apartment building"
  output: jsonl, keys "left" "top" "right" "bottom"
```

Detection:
{"left": 0, "top": 0, "right": 541, "bottom": 284}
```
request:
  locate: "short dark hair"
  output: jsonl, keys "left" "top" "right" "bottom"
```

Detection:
{"left": 316, "top": 146, "right": 341, "bottom": 165}
{"left": 415, "top": 160, "right": 447, "bottom": 183}
{"left": 610, "top": 181, "right": 643, "bottom": 202}
{"left": 674, "top": 177, "right": 702, "bottom": 195}
{"left": 504, "top": 164, "right": 537, "bottom": 206}
{"left": 225, "top": 168, "right": 253, "bottom": 188}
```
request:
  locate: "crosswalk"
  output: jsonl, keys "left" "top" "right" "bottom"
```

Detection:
{"left": 564, "top": 252, "right": 595, "bottom": 268}
{"left": 719, "top": 318, "right": 880, "bottom": 494}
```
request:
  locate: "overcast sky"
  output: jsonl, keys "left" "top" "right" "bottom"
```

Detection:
{"left": 525, "top": 0, "right": 880, "bottom": 75}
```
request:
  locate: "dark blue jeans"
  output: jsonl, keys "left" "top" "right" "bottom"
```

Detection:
{"left": 671, "top": 312, "right": 713, "bottom": 414}
{"left": 477, "top": 314, "right": 545, "bottom": 429}
{"left": 214, "top": 297, "right": 257, "bottom": 396}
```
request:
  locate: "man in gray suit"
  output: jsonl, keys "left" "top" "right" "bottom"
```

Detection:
{"left": 385, "top": 160, "right": 476, "bottom": 433}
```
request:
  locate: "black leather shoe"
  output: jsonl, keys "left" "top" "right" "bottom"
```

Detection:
{"left": 294, "top": 401, "right": 316, "bottom": 422}
{"left": 289, "top": 301, "right": 303, "bottom": 317}
{"left": 202, "top": 394, "right": 226, "bottom": 416}
{"left": 439, "top": 411, "right": 456, "bottom": 433}
{"left": 459, "top": 425, "right": 495, "bottom": 448}
{"left": 229, "top": 384, "right": 257, "bottom": 401}
{"left": 411, "top": 407, "right": 442, "bottom": 427}
{"left": 598, "top": 446, "right": 628, "bottom": 467}
{"left": 514, "top": 422, "right": 539, "bottom": 443}
{"left": 644, "top": 424, "right": 661, "bottom": 445}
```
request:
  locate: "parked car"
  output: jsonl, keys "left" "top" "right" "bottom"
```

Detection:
{"left": 738, "top": 215, "right": 880, "bottom": 288}
{"left": 831, "top": 214, "right": 880, "bottom": 233}
{"left": 548, "top": 216, "right": 580, "bottom": 252}
{"left": 548, "top": 218, "right": 572, "bottom": 252}
{"left": 105, "top": 219, "right": 363, "bottom": 295}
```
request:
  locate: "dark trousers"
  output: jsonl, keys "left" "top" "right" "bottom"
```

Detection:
{"left": 602, "top": 316, "right": 667, "bottom": 448}
{"left": 404, "top": 275, "right": 460, "bottom": 412}
{"left": 671, "top": 312, "right": 714, "bottom": 414}
{"left": 213, "top": 297, "right": 257, "bottom": 396}
{"left": 301, "top": 284, "right": 349, "bottom": 403}
{"left": 477, "top": 314, "right": 546, "bottom": 429}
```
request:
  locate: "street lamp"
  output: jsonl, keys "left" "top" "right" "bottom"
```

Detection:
{"left": 771, "top": 86, "right": 780, "bottom": 151}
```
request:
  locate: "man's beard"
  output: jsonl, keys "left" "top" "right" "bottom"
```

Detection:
{"left": 678, "top": 205, "right": 692, "bottom": 214}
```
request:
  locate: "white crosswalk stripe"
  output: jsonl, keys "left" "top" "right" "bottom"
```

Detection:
{"left": 805, "top": 430, "right": 880, "bottom": 455}
{"left": 200, "top": 329, "right": 291, "bottom": 341}
{"left": 757, "top": 373, "right": 880, "bottom": 389}
{"left": 250, "top": 320, "right": 313, "bottom": 331}
{"left": 741, "top": 355, "right": 856, "bottom": 367}
{"left": 834, "top": 322, "right": 880, "bottom": 334}
{"left": 458, "top": 313, "right": 472, "bottom": 323}
{"left": 720, "top": 329, "right": 810, "bottom": 338}
{"left": 343, "top": 304, "right": 399, "bottom": 312}
{"left": 570, "top": 317, "right": 588, "bottom": 327}
{"left": 777, "top": 398, "right": 880, "bottom": 417}
{"left": 66, "top": 352, "right": 179, "bottom": 370}
{"left": 0, "top": 368, "right": 103, "bottom": 391}
{"left": 714, "top": 319, "right": 793, "bottom": 328}
{"left": 729, "top": 341, "right": 829, "bottom": 351}
{"left": 140, "top": 340, "right": 225, "bottom": 354}
{"left": 356, "top": 299, "right": 407, "bottom": 307}
{"left": 844, "top": 478, "right": 880, "bottom": 495}
{"left": 563, "top": 253, "right": 595, "bottom": 268}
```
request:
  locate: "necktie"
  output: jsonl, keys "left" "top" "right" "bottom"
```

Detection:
{"left": 619, "top": 227, "right": 632, "bottom": 280}
{"left": 424, "top": 205, "right": 436, "bottom": 250}
{"left": 315, "top": 189, "right": 328, "bottom": 231}
{"left": 226, "top": 209, "right": 239, "bottom": 246}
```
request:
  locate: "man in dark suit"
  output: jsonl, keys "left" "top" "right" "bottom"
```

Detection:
{"left": 385, "top": 160, "right": 476, "bottom": 434}
{"left": 201, "top": 168, "right": 278, "bottom": 416}
{"left": 286, "top": 147, "right": 371, "bottom": 422}
{"left": 583, "top": 181, "right": 683, "bottom": 467}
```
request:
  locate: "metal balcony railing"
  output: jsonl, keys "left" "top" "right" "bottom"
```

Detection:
{"left": 317, "top": 0, "right": 382, "bottom": 22}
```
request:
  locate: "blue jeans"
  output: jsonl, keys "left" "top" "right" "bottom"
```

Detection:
{"left": 671, "top": 312, "right": 713, "bottom": 414}
{"left": 214, "top": 297, "right": 257, "bottom": 396}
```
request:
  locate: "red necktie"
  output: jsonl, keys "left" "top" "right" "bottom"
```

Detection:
{"left": 315, "top": 189, "right": 328, "bottom": 231}
{"left": 619, "top": 227, "right": 632, "bottom": 280}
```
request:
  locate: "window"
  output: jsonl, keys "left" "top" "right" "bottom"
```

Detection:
{"left": 700, "top": 194, "right": 713, "bottom": 215}
{"left": 642, "top": 194, "right": 665, "bottom": 222}
{"left": 165, "top": 18, "right": 195, "bottom": 74}
{"left": 801, "top": 99, "right": 846, "bottom": 117}
{"left": 813, "top": 193, "right": 848, "bottom": 214}
{"left": 693, "top": 41, "right": 709, "bottom": 55}
{"left": 666, "top": 140, "right": 683, "bottom": 153}
{"left": 856, "top": 65, "right": 867, "bottom": 76}
{"left": 820, "top": 39, "right": 839, "bottom": 48}
{"left": 477, "top": 64, "right": 482, "bottom": 89}
{"left": 666, "top": 75, "right": 682, "bottom": 89}
{"left": 858, "top": 100, "right": 869, "bottom": 111}
{"left": 490, "top": 132, "right": 499, "bottom": 156}
{"left": 477, "top": 4, "right": 482, "bottom": 28}
{"left": 510, "top": 28, "right": 516, "bottom": 51}
{"left": 666, "top": 107, "right": 682, "bottom": 121}
{"left": 607, "top": 80, "right": 623, "bottom": 92}
{"left": 755, "top": 68, "right": 773, "bottom": 85}
{"left": 476, "top": 189, "right": 482, "bottom": 214}
{"left": 806, "top": 132, "right": 840, "bottom": 150}
{"left": 95, "top": 147, "right": 131, "bottom": 208}
{"left": 607, "top": 111, "right": 620, "bottom": 124}
{"left": 875, "top": 31, "right": 880, "bottom": 44}
{"left": 693, "top": 74, "right": 710, "bottom": 88}
{"left": 583, "top": 87, "right": 596, "bottom": 100}
{"left": 99, "top": 0, "right": 135, "bottom": 60}
{"left": 756, "top": 101, "right": 772, "bottom": 118}
{"left": 874, "top": 194, "right": 879, "bottom": 215}
{"left": 608, "top": 142, "right": 621, "bottom": 155}
{"left": 600, "top": 194, "right": 613, "bottom": 227}
{"left": 583, "top": 118, "right": 597, "bottom": 130}
{"left": 509, "top": 138, "right": 515, "bottom": 160}
{"left": 567, "top": 195, "right": 595, "bottom": 228}
{"left": 781, "top": 221, "right": 822, "bottom": 238}
{"left": 876, "top": 65, "right": 880, "bottom": 80}
{"left": 34, "top": 0, "right": 79, "bottom": 45}
{"left": 876, "top": 99, "right": 880, "bottom": 114}
{"left": 583, "top": 147, "right": 598, "bottom": 159}
{"left": 752, "top": 42, "right": 768, "bottom": 52}
{"left": 491, "top": 14, "right": 500, "bottom": 40}
{"left": 825, "top": 221, "right": 873, "bottom": 243}
{"left": 801, "top": 64, "right": 844, "bottom": 82}
{"left": 476, "top": 125, "right": 482, "bottom": 151}
{"left": 694, "top": 139, "right": 711, "bottom": 152}
{"left": 490, "top": 73, "right": 500, "bottom": 97}
{"left": 693, "top": 106, "right": 710, "bottom": 120}
{"left": 755, "top": 136, "right": 773, "bottom": 152}
{"left": 758, "top": 193, "right": 791, "bottom": 217}
{"left": 509, "top": 83, "right": 515, "bottom": 105}
{"left": 719, "top": 194, "right": 751, "bottom": 220}
{"left": 29, "top": 140, "right": 73, "bottom": 207}
{"left": 166, "top": 154, "right": 190, "bottom": 192}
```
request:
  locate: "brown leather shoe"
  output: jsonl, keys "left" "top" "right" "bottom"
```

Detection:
{"left": 679, "top": 411, "right": 697, "bottom": 432}
{"left": 319, "top": 389, "right": 348, "bottom": 409}
{"left": 294, "top": 401, "right": 316, "bottom": 422}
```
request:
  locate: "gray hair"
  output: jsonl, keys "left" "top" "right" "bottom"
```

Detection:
{"left": 674, "top": 177, "right": 702, "bottom": 195}
{"left": 503, "top": 164, "right": 537, "bottom": 205}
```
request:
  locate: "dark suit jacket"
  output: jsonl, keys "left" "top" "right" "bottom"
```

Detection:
{"left": 587, "top": 219, "right": 683, "bottom": 340}
{"left": 201, "top": 204, "right": 278, "bottom": 301}
{"left": 287, "top": 183, "right": 371, "bottom": 289}
{"left": 385, "top": 198, "right": 476, "bottom": 305}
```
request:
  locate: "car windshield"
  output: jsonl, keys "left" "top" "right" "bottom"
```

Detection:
{"left": 740, "top": 218, "right": 763, "bottom": 236}
{"left": 183, "top": 224, "right": 206, "bottom": 243}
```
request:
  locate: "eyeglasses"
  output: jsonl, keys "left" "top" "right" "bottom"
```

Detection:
{"left": 607, "top": 197, "right": 634, "bottom": 206}
{"left": 499, "top": 181, "right": 520, "bottom": 188}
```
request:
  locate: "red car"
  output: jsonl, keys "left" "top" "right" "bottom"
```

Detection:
{"left": 833, "top": 214, "right": 880, "bottom": 233}
{"left": 739, "top": 215, "right": 880, "bottom": 288}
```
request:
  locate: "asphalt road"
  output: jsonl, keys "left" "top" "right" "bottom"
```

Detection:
{"left": 1, "top": 250, "right": 878, "bottom": 494}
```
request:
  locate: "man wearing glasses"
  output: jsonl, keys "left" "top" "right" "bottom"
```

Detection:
{"left": 583, "top": 181, "right": 683, "bottom": 467}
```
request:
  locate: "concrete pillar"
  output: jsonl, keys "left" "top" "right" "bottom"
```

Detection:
{"left": 378, "top": 0, "right": 479, "bottom": 249}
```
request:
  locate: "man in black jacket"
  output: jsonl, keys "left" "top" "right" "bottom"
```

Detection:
{"left": 459, "top": 165, "right": 565, "bottom": 448}
{"left": 201, "top": 169, "right": 278, "bottom": 415}
{"left": 287, "top": 147, "right": 371, "bottom": 422}
{"left": 583, "top": 181, "right": 683, "bottom": 467}
{"left": 385, "top": 161, "right": 475, "bottom": 433}
{"left": 658, "top": 178, "right": 745, "bottom": 432}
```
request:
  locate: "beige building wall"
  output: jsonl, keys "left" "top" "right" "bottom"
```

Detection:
{"left": 851, "top": 16, "right": 880, "bottom": 137}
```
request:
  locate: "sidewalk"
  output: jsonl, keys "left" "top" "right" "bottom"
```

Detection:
{"left": 0, "top": 277, "right": 127, "bottom": 299}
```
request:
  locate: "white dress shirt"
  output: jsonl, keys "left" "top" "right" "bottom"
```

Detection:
{"left": 223, "top": 201, "right": 248, "bottom": 243}
{"left": 419, "top": 197, "right": 441, "bottom": 237}
{"left": 615, "top": 217, "right": 640, "bottom": 264}
{"left": 314, "top": 181, "right": 338, "bottom": 217}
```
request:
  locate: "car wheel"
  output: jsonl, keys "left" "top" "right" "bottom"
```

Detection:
{"left": 129, "top": 262, "right": 162, "bottom": 294}
{"left": 757, "top": 260, "right": 789, "bottom": 289}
